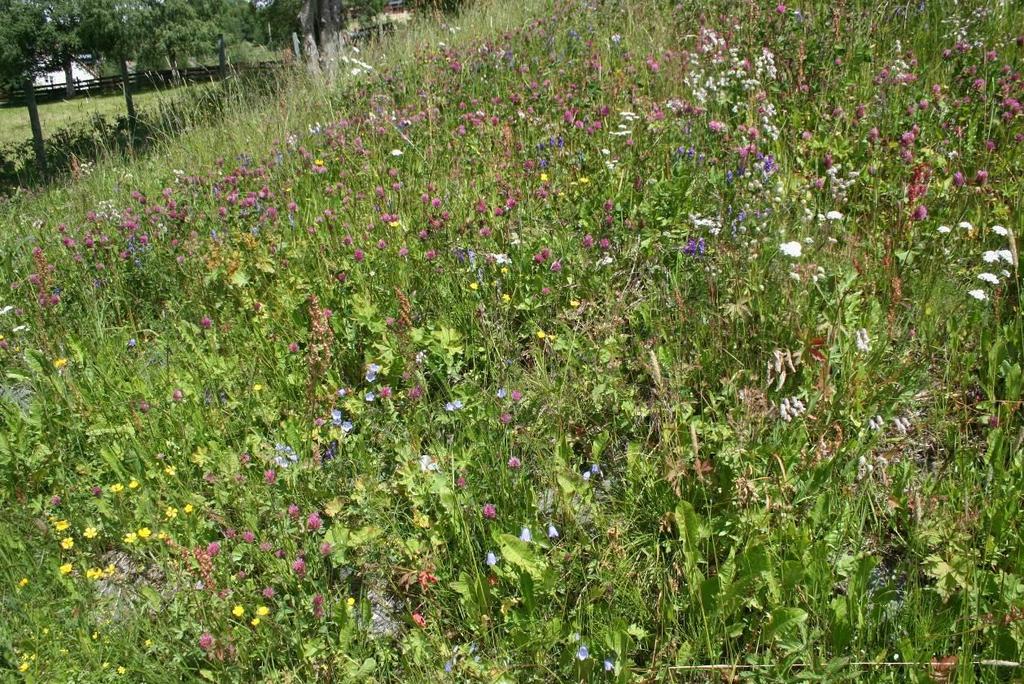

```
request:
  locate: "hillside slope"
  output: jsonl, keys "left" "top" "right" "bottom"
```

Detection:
{"left": 2, "top": 1, "right": 1023, "bottom": 681}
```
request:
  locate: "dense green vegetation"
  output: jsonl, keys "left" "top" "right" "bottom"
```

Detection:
{"left": 2, "top": 0, "right": 1023, "bottom": 681}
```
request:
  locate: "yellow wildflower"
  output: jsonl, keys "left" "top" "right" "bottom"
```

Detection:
{"left": 164, "top": 466, "right": 176, "bottom": 476}
{"left": 110, "top": 483, "right": 124, "bottom": 494}
{"left": 232, "top": 605, "right": 245, "bottom": 617}
{"left": 60, "top": 537, "right": 74, "bottom": 550}
{"left": 536, "top": 330, "right": 547, "bottom": 339}
{"left": 137, "top": 527, "right": 151, "bottom": 539}
{"left": 183, "top": 504, "right": 194, "bottom": 514}
{"left": 540, "top": 173, "right": 549, "bottom": 182}
{"left": 19, "top": 662, "right": 29, "bottom": 672}
{"left": 53, "top": 358, "right": 68, "bottom": 370}
{"left": 18, "top": 577, "right": 28, "bottom": 587}
{"left": 59, "top": 563, "right": 73, "bottom": 575}
{"left": 54, "top": 519, "right": 70, "bottom": 532}
{"left": 117, "top": 666, "right": 127, "bottom": 675}
{"left": 502, "top": 293, "right": 511, "bottom": 303}
{"left": 86, "top": 568, "right": 103, "bottom": 580}
{"left": 469, "top": 282, "right": 479, "bottom": 291}
{"left": 165, "top": 507, "right": 178, "bottom": 520}
{"left": 346, "top": 597, "right": 356, "bottom": 608}
{"left": 123, "top": 532, "right": 138, "bottom": 544}
{"left": 253, "top": 383, "right": 264, "bottom": 392}
{"left": 83, "top": 526, "right": 98, "bottom": 539}
{"left": 256, "top": 606, "right": 270, "bottom": 617}
{"left": 570, "top": 299, "right": 581, "bottom": 308}
{"left": 250, "top": 617, "right": 261, "bottom": 627}
{"left": 128, "top": 479, "right": 139, "bottom": 490}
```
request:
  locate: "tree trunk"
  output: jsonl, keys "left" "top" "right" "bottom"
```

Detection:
{"left": 299, "top": 0, "right": 347, "bottom": 71}
{"left": 217, "top": 34, "right": 227, "bottom": 78}
{"left": 299, "top": 0, "right": 322, "bottom": 71}
{"left": 318, "top": 0, "right": 346, "bottom": 59}
{"left": 63, "top": 55, "right": 75, "bottom": 98}
{"left": 120, "top": 59, "right": 136, "bottom": 124}
{"left": 23, "top": 78, "right": 47, "bottom": 176}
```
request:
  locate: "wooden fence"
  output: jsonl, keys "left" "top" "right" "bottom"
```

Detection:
{"left": 1, "top": 61, "right": 284, "bottom": 107}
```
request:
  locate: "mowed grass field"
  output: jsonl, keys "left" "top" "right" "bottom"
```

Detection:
{"left": 0, "top": 83, "right": 214, "bottom": 147}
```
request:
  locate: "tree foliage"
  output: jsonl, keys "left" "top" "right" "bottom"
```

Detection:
{"left": 78, "top": 0, "right": 145, "bottom": 62}
{"left": 0, "top": 0, "right": 52, "bottom": 86}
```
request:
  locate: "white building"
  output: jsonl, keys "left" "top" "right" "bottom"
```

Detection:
{"left": 33, "top": 59, "right": 97, "bottom": 89}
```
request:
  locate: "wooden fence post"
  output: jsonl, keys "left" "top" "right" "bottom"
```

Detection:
{"left": 218, "top": 34, "right": 227, "bottom": 78}
{"left": 120, "top": 58, "right": 136, "bottom": 124}
{"left": 23, "top": 77, "right": 47, "bottom": 176}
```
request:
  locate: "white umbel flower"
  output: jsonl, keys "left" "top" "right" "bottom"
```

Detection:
{"left": 779, "top": 241, "right": 802, "bottom": 258}
{"left": 982, "top": 250, "right": 1013, "bottom": 264}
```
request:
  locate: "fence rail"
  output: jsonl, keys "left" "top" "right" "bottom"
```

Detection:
{"left": 1, "top": 61, "right": 284, "bottom": 107}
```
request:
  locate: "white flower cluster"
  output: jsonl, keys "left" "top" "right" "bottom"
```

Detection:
{"left": 779, "top": 396, "right": 806, "bottom": 422}
{"left": 824, "top": 165, "right": 859, "bottom": 203}
{"left": 857, "top": 453, "right": 889, "bottom": 481}
{"left": 892, "top": 416, "right": 911, "bottom": 435}
{"left": 755, "top": 48, "right": 778, "bottom": 82}
{"left": 779, "top": 241, "right": 802, "bottom": 258}
{"left": 690, "top": 213, "right": 722, "bottom": 237}
{"left": 855, "top": 328, "right": 871, "bottom": 353}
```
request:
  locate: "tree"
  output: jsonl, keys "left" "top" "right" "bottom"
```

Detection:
{"left": 138, "top": 0, "right": 221, "bottom": 78}
{"left": 79, "top": 0, "right": 145, "bottom": 122}
{"left": 47, "top": 0, "right": 84, "bottom": 97}
{"left": 253, "top": 0, "right": 302, "bottom": 49}
{"left": 297, "top": 0, "right": 384, "bottom": 69}
{"left": 0, "top": 0, "right": 55, "bottom": 174}
{"left": 298, "top": 0, "right": 344, "bottom": 69}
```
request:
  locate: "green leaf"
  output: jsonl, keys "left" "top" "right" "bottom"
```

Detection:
{"left": 353, "top": 658, "right": 377, "bottom": 677}
{"left": 140, "top": 585, "right": 162, "bottom": 609}
{"left": 494, "top": 533, "right": 545, "bottom": 579}
{"left": 229, "top": 269, "right": 250, "bottom": 287}
{"left": 764, "top": 607, "right": 808, "bottom": 643}
{"left": 323, "top": 497, "right": 344, "bottom": 517}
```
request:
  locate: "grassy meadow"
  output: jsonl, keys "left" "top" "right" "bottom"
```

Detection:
{"left": 1, "top": 0, "right": 1023, "bottom": 681}
{"left": 0, "top": 87, "right": 214, "bottom": 148}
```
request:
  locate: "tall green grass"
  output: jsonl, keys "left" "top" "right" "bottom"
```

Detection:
{"left": 1, "top": 0, "right": 1022, "bottom": 681}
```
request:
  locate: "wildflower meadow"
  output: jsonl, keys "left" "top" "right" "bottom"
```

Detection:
{"left": 2, "top": 0, "right": 1023, "bottom": 681}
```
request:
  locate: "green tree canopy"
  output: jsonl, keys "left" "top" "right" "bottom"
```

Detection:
{"left": 79, "top": 0, "right": 145, "bottom": 62}
{"left": 0, "top": 0, "right": 53, "bottom": 87}
{"left": 137, "top": 0, "right": 222, "bottom": 70}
